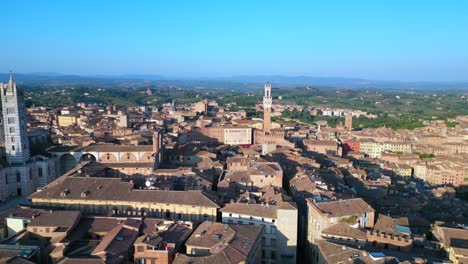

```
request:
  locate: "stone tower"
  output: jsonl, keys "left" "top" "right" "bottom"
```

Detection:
{"left": 263, "top": 82, "right": 272, "bottom": 133}
{"left": 1, "top": 74, "right": 30, "bottom": 164}
{"left": 344, "top": 114, "right": 353, "bottom": 131}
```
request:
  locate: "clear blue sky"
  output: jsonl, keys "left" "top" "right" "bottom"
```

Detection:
{"left": 2, "top": 0, "right": 468, "bottom": 81}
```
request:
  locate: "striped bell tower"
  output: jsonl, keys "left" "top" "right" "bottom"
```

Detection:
{"left": 1, "top": 74, "right": 30, "bottom": 164}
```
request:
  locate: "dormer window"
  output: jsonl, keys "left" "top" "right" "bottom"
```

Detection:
{"left": 61, "top": 189, "right": 70, "bottom": 196}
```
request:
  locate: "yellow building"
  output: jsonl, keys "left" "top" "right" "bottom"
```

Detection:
{"left": 57, "top": 115, "right": 77, "bottom": 127}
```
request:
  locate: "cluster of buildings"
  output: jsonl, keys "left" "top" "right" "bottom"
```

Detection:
{"left": 0, "top": 76, "right": 467, "bottom": 263}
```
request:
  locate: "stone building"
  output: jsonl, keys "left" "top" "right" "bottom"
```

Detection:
{"left": 29, "top": 176, "right": 221, "bottom": 223}
{"left": 307, "top": 198, "right": 375, "bottom": 244}
{"left": 173, "top": 221, "right": 263, "bottom": 264}
{"left": 220, "top": 199, "right": 298, "bottom": 263}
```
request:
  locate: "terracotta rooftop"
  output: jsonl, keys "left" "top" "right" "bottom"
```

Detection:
{"left": 322, "top": 223, "right": 367, "bottom": 240}
{"left": 29, "top": 211, "right": 80, "bottom": 228}
{"left": 174, "top": 222, "right": 262, "bottom": 264}
{"left": 29, "top": 177, "right": 221, "bottom": 208}
{"left": 316, "top": 240, "right": 393, "bottom": 264}
{"left": 220, "top": 203, "right": 278, "bottom": 219}
{"left": 309, "top": 198, "right": 374, "bottom": 217}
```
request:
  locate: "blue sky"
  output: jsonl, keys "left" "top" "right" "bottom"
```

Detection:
{"left": 2, "top": 0, "right": 468, "bottom": 81}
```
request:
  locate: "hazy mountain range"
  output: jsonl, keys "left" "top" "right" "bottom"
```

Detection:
{"left": 1, "top": 73, "right": 467, "bottom": 91}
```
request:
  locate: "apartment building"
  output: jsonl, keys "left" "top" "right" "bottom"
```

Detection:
{"left": 220, "top": 201, "right": 298, "bottom": 264}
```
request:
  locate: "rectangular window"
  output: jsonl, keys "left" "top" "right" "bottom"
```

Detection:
{"left": 7, "top": 117, "right": 14, "bottom": 124}
{"left": 271, "top": 226, "right": 277, "bottom": 235}
{"left": 16, "top": 172, "right": 21, "bottom": 182}
{"left": 137, "top": 246, "right": 144, "bottom": 252}
{"left": 271, "top": 239, "right": 277, "bottom": 247}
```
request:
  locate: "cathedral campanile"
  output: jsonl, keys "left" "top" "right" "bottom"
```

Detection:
{"left": 1, "top": 74, "right": 30, "bottom": 164}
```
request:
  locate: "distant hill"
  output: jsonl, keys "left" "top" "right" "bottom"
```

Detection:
{"left": 1, "top": 73, "right": 467, "bottom": 90}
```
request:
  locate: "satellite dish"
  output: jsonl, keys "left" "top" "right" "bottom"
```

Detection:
{"left": 145, "top": 181, "right": 151, "bottom": 187}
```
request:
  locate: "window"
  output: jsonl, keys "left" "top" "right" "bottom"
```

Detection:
{"left": 204, "top": 214, "right": 209, "bottom": 221}
{"left": 11, "top": 145, "right": 15, "bottom": 151}
{"left": 262, "top": 238, "right": 266, "bottom": 246}
{"left": 38, "top": 167, "right": 43, "bottom": 177}
{"left": 16, "top": 171, "right": 21, "bottom": 182}
{"left": 7, "top": 117, "right": 14, "bottom": 124}
{"left": 11, "top": 137, "right": 14, "bottom": 142}
{"left": 9, "top": 126, "right": 15, "bottom": 133}
{"left": 271, "top": 239, "right": 277, "bottom": 247}
{"left": 137, "top": 246, "right": 144, "bottom": 252}
{"left": 271, "top": 251, "right": 277, "bottom": 259}
{"left": 271, "top": 226, "right": 277, "bottom": 235}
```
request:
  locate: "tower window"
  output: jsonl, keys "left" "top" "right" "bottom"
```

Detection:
{"left": 11, "top": 137, "right": 15, "bottom": 142}
{"left": 9, "top": 127, "right": 15, "bottom": 133}
{"left": 7, "top": 117, "right": 15, "bottom": 124}
{"left": 16, "top": 171, "right": 21, "bottom": 182}
{"left": 12, "top": 146, "right": 15, "bottom": 151}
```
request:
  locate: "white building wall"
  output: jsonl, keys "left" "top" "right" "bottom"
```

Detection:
{"left": 221, "top": 209, "right": 297, "bottom": 264}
